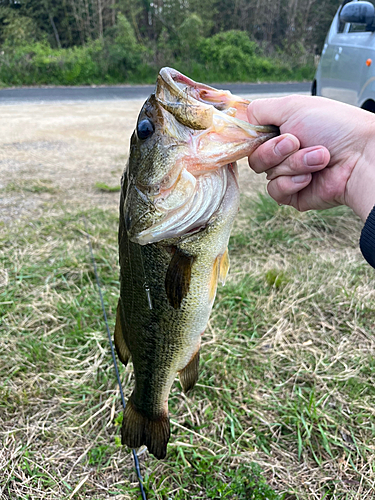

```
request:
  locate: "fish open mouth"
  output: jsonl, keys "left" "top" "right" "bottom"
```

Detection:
{"left": 128, "top": 68, "right": 279, "bottom": 246}
{"left": 155, "top": 67, "right": 278, "bottom": 174}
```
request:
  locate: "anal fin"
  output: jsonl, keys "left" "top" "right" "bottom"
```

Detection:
{"left": 114, "top": 299, "right": 130, "bottom": 366}
{"left": 179, "top": 348, "right": 200, "bottom": 393}
{"left": 121, "top": 397, "right": 170, "bottom": 460}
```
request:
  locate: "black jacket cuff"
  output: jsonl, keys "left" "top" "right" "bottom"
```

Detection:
{"left": 360, "top": 204, "right": 375, "bottom": 269}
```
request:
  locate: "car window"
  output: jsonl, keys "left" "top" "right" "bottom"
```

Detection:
{"left": 349, "top": 23, "right": 370, "bottom": 32}
{"left": 348, "top": 0, "right": 375, "bottom": 32}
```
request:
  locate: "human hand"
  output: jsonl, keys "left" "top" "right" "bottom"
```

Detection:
{"left": 247, "top": 95, "right": 375, "bottom": 221}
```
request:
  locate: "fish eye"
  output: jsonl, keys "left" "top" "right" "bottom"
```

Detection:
{"left": 137, "top": 118, "right": 155, "bottom": 140}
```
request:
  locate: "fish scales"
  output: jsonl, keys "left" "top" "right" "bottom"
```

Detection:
{"left": 115, "top": 68, "right": 278, "bottom": 459}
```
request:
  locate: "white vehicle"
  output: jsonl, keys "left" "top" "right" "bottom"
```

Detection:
{"left": 313, "top": 0, "right": 375, "bottom": 111}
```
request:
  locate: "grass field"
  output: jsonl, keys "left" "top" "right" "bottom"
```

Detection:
{"left": 1, "top": 100, "right": 375, "bottom": 499}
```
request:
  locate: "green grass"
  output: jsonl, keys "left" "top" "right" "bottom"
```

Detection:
{"left": 1, "top": 193, "right": 374, "bottom": 499}
{"left": 94, "top": 182, "right": 121, "bottom": 193}
{"left": 2, "top": 178, "right": 57, "bottom": 194}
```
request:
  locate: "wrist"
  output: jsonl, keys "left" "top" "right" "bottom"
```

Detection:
{"left": 345, "top": 118, "right": 375, "bottom": 222}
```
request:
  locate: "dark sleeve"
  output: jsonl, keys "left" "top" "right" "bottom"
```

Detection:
{"left": 360, "top": 205, "right": 375, "bottom": 269}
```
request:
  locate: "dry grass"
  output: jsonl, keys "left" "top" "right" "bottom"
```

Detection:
{"left": 221, "top": 198, "right": 375, "bottom": 498}
{"left": 1, "top": 100, "right": 375, "bottom": 499}
{"left": 0, "top": 212, "right": 127, "bottom": 498}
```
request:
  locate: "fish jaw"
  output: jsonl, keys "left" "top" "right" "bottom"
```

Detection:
{"left": 152, "top": 96, "right": 277, "bottom": 177}
{"left": 155, "top": 67, "right": 279, "bottom": 172}
{"left": 183, "top": 109, "right": 277, "bottom": 175}
{"left": 157, "top": 67, "right": 251, "bottom": 121}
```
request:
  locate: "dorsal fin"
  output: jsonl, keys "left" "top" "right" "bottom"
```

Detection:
{"left": 165, "top": 248, "right": 195, "bottom": 309}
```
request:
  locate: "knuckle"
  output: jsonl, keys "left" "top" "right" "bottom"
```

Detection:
{"left": 253, "top": 142, "right": 277, "bottom": 173}
{"left": 273, "top": 175, "right": 289, "bottom": 193}
{"left": 266, "top": 166, "right": 281, "bottom": 181}
{"left": 288, "top": 152, "right": 304, "bottom": 173}
{"left": 249, "top": 149, "right": 266, "bottom": 173}
{"left": 267, "top": 177, "right": 287, "bottom": 204}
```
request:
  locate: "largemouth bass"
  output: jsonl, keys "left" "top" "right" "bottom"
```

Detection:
{"left": 115, "top": 68, "right": 278, "bottom": 459}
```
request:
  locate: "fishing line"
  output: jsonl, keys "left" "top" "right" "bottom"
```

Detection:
{"left": 138, "top": 243, "right": 153, "bottom": 310}
{"left": 83, "top": 217, "right": 147, "bottom": 500}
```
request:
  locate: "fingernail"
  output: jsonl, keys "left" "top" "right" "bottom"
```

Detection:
{"left": 275, "top": 137, "right": 298, "bottom": 157}
{"left": 292, "top": 174, "right": 310, "bottom": 184}
{"left": 304, "top": 149, "right": 324, "bottom": 167}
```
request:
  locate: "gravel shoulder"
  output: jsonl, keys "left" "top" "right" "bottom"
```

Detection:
{"left": 0, "top": 95, "right": 293, "bottom": 227}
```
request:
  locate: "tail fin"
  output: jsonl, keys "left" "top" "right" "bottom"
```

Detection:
{"left": 121, "top": 398, "right": 170, "bottom": 460}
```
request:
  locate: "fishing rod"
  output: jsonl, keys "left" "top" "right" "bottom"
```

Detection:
{"left": 84, "top": 217, "right": 147, "bottom": 500}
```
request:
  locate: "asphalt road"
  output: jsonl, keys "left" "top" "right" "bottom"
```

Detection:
{"left": 0, "top": 82, "right": 311, "bottom": 103}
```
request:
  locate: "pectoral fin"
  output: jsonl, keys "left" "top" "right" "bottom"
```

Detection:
{"left": 218, "top": 248, "right": 230, "bottom": 285}
{"left": 209, "top": 249, "right": 230, "bottom": 303}
{"left": 165, "top": 248, "right": 195, "bottom": 309}
{"left": 179, "top": 348, "right": 200, "bottom": 393}
{"left": 209, "top": 256, "right": 220, "bottom": 303}
{"left": 114, "top": 300, "right": 130, "bottom": 366}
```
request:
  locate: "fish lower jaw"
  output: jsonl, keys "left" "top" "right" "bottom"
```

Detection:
{"left": 187, "top": 161, "right": 239, "bottom": 181}
{"left": 132, "top": 219, "right": 209, "bottom": 246}
{"left": 132, "top": 166, "right": 231, "bottom": 245}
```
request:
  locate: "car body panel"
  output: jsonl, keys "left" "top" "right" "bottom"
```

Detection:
{"left": 315, "top": 0, "right": 375, "bottom": 109}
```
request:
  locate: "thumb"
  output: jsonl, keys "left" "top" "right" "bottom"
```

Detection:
{"left": 247, "top": 95, "right": 297, "bottom": 127}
